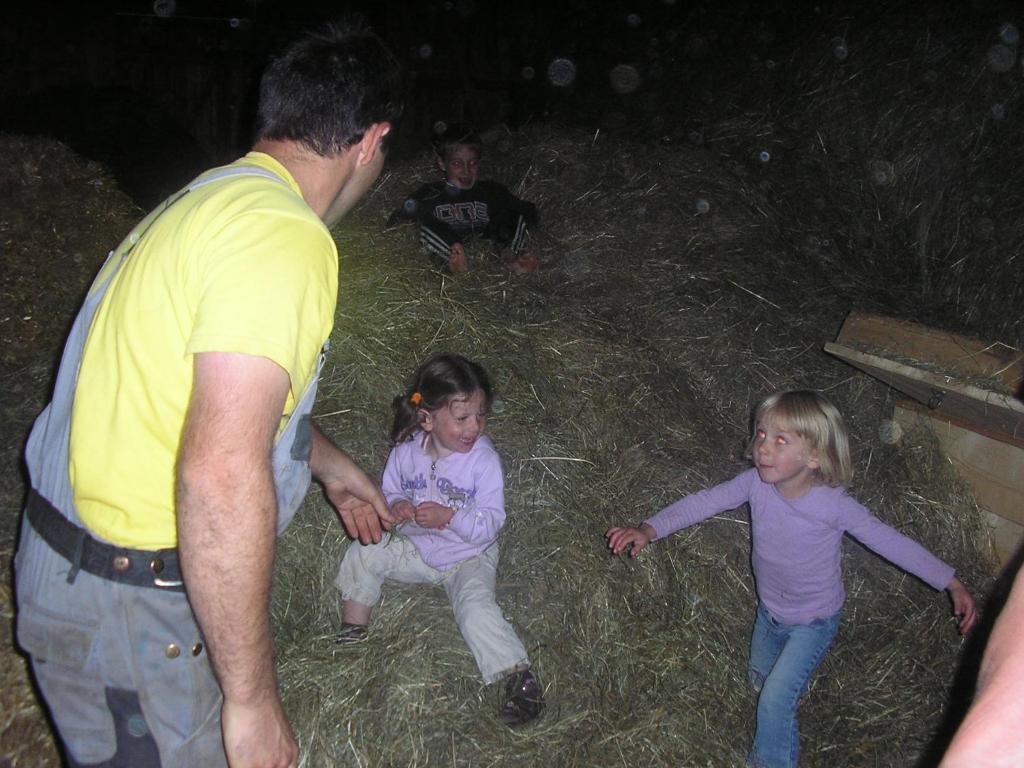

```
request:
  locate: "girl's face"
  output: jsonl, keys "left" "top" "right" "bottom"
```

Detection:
{"left": 437, "top": 144, "right": 480, "bottom": 190}
{"left": 752, "top": 418, "right": 820, "bottom": 499}
{"left": 420, "top": 390, "right": 487, "bottom": 459}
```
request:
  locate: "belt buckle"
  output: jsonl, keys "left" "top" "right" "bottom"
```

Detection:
{"left": 150, "top": 556, "right": 183, "bottom": 588}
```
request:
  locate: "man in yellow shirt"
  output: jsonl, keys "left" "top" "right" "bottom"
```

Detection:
{"left": 16, "top": 18, "right": 401, "bottom": 768}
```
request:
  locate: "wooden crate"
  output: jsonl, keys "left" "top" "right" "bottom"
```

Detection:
{"left": 825, "top": 311, "right": 1024, "bottom": 569}
{"left": 894, "top": 399, "right": 1024, "bottom": 568}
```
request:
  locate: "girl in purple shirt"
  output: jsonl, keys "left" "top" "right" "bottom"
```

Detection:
{"left": 606, "top": 390, "right": 977, "bottom": 768}
{"left": 334, "top": 354, "right": 544, "bottom": 727}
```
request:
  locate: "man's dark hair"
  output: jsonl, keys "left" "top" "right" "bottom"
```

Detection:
{"left": 255, "top": 17, "right": 403, "bottom": 157}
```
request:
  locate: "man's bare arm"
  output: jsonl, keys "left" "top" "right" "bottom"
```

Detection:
{"left": 942, "top": 566, "right": 1024, "bottom": 768}
{"left": 176, "top": 351, "right": 298, "bottom": 768}
{"left": 309, "top": 422, "right": 396, "bottom": 544}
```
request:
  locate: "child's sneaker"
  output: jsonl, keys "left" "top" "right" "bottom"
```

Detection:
{"left": 499, "top": 668, "right": 545, "bottom": 727}
{"left": 335, "top": 623, "right": 368, "bottom": 645}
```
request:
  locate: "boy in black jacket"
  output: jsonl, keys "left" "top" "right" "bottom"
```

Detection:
{"left": 391, "top": 124, "right": 540, "bottom": 275}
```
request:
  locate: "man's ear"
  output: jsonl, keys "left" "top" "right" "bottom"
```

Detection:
{"left": 356, "top": 122, "right": 391, "bottom": 167}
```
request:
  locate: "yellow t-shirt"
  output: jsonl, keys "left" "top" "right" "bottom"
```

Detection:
{"left": 69, "top": 153, "right": 338, "bottom": 549}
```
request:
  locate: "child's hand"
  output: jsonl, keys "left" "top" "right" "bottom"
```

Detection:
{"left": 415, "top": 501, "right": 454, "bottom": 530}
{"left": 391, "top": 499, "right": 416, "bottom": 522}
{"left": 605, "top": 524, "right": 657, "bottom": 557}
{"left": 948, "top": 576, "right": 978, "bottom": 635}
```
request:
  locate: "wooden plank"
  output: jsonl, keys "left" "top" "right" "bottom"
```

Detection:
{"left": 835, "top": 311, "right": 1024, "bottom": 394}
{"left": 980, "top": 510, "right": 1024, "bottom": 571}
{"left": 894, "top": 397, "right": 1024, "bottom": 450}
{"left": 894, "top": 402, "right": 1024, "bottom": 527}
{"left": 824, "top": 342, "right": 1024, "bottom": 444}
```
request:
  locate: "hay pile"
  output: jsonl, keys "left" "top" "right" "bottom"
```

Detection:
{"left": 263, "top": 115, "right": 994, "bottom": 766}
{"left": 674, "top": 1, "right": 1024, "bottom": 348}
{"left": 0, "top": 136, "right": 140, "bottom": 767}
{"left": 266, "top": 11, "right": 1017, "bottom": 763}
{"left": 2, "top": 4, "right": 1020, "bottom": 765}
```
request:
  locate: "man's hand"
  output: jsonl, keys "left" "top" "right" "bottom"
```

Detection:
{"left": 332, "top": 491, "right": 393, "bottom": 545}
{"left": 310, "top": 423, "right": 396, "bottom": 544}
{"left": 222, "top": 697, "right": 298, "bottom": 768}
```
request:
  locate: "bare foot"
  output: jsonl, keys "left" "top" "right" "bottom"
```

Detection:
{"left": 509, "top": 249, "right": 539, "bottom": 276}
{"left": 447, "top": 243, "right": 468, "bottom": 275}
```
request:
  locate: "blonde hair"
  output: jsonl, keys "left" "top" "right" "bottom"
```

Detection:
{"left": 751, "top": 390, "right": 853, "bottom": 487}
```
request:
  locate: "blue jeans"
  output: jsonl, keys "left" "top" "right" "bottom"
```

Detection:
{"left": 746, "top": 603, "right": 841, "bottom": 768}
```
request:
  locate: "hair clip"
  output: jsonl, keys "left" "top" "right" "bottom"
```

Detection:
{"left": 410, "top": 391, "right": 422, "bottom": 406}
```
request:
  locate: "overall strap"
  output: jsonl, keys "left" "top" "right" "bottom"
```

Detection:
{"left": 24, "top": 165, "right": 294, "bottom": 528}
{"left": 92, "top": 166, "right": 291, "bottom": 290}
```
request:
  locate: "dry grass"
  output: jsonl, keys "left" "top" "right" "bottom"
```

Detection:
{"left": 1, "top": 3, "right": 1021, "bottom": 765}
{"left": 265, "top": 121, "right": 996, "bottom": 766}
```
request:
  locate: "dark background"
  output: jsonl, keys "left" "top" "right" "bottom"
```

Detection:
{"left": 1, "top": 0, "right": 1015, "bottom": 207}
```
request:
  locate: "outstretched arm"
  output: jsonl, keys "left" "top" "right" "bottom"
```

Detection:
{"left": 606, "top": 523, "right": 658, "bottom": 557}
{"left": 310, "top": 423, "right": 396, "bottom": 544}
{"left": 176, "top": 351, "right": 298, "bottom": 768}
{"left": 947, "top": 576, "right": 978, "bottom": 635}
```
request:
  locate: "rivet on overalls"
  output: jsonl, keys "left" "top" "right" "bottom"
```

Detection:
{"left": 112, "top": 555, "right": 130, "bottom": 572}
{"left": 165, "top": 644, "right": 181, "bottom": 659}
{"left": 191, "top": 643, "right": 204, "bottom": 656}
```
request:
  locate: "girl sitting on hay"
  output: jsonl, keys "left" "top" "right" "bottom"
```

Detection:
{"left": 606, "top": 390, "right": 977, "bottom": 768}
{"left": 334, "top": 353, "right": 544, "bottom": 728}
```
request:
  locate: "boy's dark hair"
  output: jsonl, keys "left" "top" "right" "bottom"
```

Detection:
{"left": 392, "top": 353, "right": 493, "bottom": 443}
{"left": 432, "top": 122, "right": 483, "bottom": 163}
{"left": 255, "top": 16, "right": 403, "bottom": 157}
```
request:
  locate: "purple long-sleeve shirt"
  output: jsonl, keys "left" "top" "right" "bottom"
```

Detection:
{"left": 381, "top": 431, "right": 505, "bottom": 571}
{"left": 645, "top": 468, "right": 955, "bottom": 625}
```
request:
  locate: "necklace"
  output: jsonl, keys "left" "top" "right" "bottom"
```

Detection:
{"left": 426, "top": 434, "right": 440, "bottom": 482}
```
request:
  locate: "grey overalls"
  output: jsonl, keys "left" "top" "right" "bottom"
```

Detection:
{"left": 15, "top": 166, "right": 324, "bottom": 767}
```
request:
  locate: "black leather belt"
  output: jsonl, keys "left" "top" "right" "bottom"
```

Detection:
{"left": 26, "top": 489, "right": 184, "bottom": 592}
